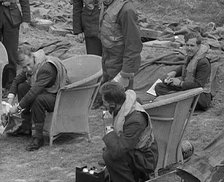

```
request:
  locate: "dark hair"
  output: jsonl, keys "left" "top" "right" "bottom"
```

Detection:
{"left": 100, "top": 82, "right": 126, "bottom": 105}
{"left": 17, "top": 45, "right": 33, "bottom": 65}
{"left": 184, "top": 32, "right": 202, "bottom": 45}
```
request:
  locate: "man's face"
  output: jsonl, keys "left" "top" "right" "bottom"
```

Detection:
{"left": 20, "top": 54, "right": 36, "bottom": 75}
{"left": 102, "top": 96, "right": 116, "bottom": 114}
{"left": 185, "top": 38, "right": 200, "bottom": 57}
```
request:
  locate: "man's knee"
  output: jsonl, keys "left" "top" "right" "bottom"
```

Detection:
{"left": 18, "top": 82, "right": 27, "bottom": 92}
{"left": 155, "top": 82, "right": 165, "bottom": 96}
{"left": 103, "top": 150, "right": 114, "bottom": 167}
{"left": 33, "top": 95, "right": 45, "bottom": 107}
{"left": 17, "top": 82, "right": 30, "bottom": 99}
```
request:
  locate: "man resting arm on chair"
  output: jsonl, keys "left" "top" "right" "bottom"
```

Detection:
{"left": 100, "top": 82, "right": 158, "bottom": 182}
{"left": 8, "top": 46, "right": 69, "bottom": 151}
{"left": 155, "top": 33, "right": 212, "bottom": 111}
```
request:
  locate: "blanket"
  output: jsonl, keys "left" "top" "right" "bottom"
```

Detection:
{"left": 134, "top": 45, "right": 224, "bottom": 104}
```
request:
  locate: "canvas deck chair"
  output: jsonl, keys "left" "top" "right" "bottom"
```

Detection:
{"left": 0, "top": 42, "right": 8, "bottom": 114}
{"left": 44, "top": 55, "right": 103, "bottom": 146}
{"left": 142, "top": 87, "right": 203, "bottom": 176}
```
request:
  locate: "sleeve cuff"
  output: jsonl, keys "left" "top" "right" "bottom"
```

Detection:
{"left": 120, "top": 71, "right": 134, "bottom": 79}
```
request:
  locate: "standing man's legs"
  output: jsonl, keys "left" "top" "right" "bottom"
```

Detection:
{"left": 2, "top": 11, "right": 19, "bottom": 90}
{"left": 0, "top": 7, "right": 3, "bottom": 41}
{"left": 26, "top": 92, "right": 56, "bottom": 151}
{"left": 85, "top": 36, "right": 102, "bottom": 56}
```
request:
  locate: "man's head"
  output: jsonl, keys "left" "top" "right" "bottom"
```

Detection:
{"left": 184, "top": 33, "right": 202, "bottom": 57}
{"left": 100, "top": 82, "right": 126, "bottom": 115}
{"left": 17, "top": 46, "right": 36, "bottom": 75}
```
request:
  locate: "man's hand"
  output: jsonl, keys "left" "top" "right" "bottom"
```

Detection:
{"left": 164, "top": 71, "right": 177, "bottom": 84}
{"left": 105, "top": 126, "right": 114, "bottom": 134}
{"left": 166, "top": 71, "right": 177, "bottom": 80}
{"left": 20, "top": 22, "right": 30, "bottom": 34}
{"left": 2, "top": 1, "right": 10, "bottom": 6}
{"left": 170, "top": 78, "right": 182, "bottom": 87}
{"left": 75, "top": 33, "right": 84, "bottom": 43}
{"left": 112, "top": 72, "right": 129, "bottom": 88}
{"left": 9, "top": 104, "right": 19, "bottom": 115}
{"left": 7, "top": 93, "right": 15, "bottom": 105}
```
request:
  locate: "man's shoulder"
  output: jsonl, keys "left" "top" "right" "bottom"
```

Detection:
{"left": 198, "top": 57, "right": 210, "bottom": 66}
{"left": 125, "top": 110, "right": 147, "bottom": 124}
{"left": 120, "top": 1, "right": 135, "bottom": 13}
{"left": 39, "top": 61, "right": 57, "bottom": 73}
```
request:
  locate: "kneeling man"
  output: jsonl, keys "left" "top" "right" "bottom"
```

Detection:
{"left": 100, "top": 82, "right": 158, "bottom": 182}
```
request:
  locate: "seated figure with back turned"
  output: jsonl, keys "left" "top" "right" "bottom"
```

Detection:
{"left": 8, "top": 46, "right": 69, "bottom": 151}
{"left": 155, "top": 33, "right": 212, "bottom": 111}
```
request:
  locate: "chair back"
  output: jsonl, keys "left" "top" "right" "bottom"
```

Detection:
{"left": 0, "top": 42, "right": 8, "bottom": 66}
{"left": 62, "top": 54, "right": 102, "bottom": 86}
{"left": 143, "top": 88, "right": 203, "bottom": 173}
{"left": 0, "top": 42, "right": 8, "bottom": 114}
{"left": 44, "top": 55, "right": 103, "bottom": 145}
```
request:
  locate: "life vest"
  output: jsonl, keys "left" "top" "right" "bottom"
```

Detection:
{"left": 182, "top": 44, "right": 211, "bottom": 93}
{"left": 99, "top": 0, "right": 128, "bottom": 48}
{"left": 113, "top": 90, "right": 155, "bottom": 149}
{"left": 29, "top": 50, "right": 69, "bottom": 94}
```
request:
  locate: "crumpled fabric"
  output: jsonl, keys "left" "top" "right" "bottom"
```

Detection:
{"left": 134, "top": 47, "right": 224, "bottom": 104}
{"left": 178, "top": 130, "right": 224, "bottom": 182}
{"left": 0, "top": 101, "right": 24, "bottom": 135}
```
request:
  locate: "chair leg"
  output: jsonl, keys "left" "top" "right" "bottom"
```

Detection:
{"left": 87, "top": 133, "right": 91, "bottom": 142}
{"left": 154, "top": 170, "right": 159, "bottom": 178}
{"left": 49, "top": 136, "right": 53, "bottom": 146}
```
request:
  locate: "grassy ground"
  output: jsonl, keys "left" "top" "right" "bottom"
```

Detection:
{"left": 1, "top": 0, "right": 224, "bottom": 181}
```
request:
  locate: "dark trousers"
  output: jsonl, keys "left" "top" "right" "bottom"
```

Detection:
{"left": 18, "top": 82, "right": 57, "bottom": 137}
{"left": 103, "top": 149, "right": 136, "bottom": 182}
{"left": 0, "top": 7, "right": 19, "bottom": 89}
{"left": 103, "top": 141, "right": 158, "bottom": 182}
{"left": 155, "top": 82, "right": 212, "bottom": 111}
{"left": 85, "top": 36, "right": 102, "bottom": 56}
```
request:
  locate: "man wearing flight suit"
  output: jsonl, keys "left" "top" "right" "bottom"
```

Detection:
{"left": 99, "top": 0, "right": 143, "bottom": 89}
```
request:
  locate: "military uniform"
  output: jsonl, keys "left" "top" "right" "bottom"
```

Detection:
{"left": 103, "top": 90, "right": 158, "bottom": 182}
{"left": 155, "top": 45, "right": 212, "bottom": 111}
{"left": 99, "top": 0, "right": 142, "bottom": 86}
{"left": 0, "top": 0, "right": 30, "bottom": 89}
{"left": 72, "top": 0, "right": 102, "bottom": 56}
{"left": 9, "top": 51, "right": 69, "bottom": 150}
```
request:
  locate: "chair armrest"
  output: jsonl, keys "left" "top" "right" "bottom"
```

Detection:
{"left": 60, "top": 70, "right": 102, "bottom": 90}
{"left": 60, "top": 82, "right": 100, "bottom": 92}
{"left": 143, "top": 87, "right": 203, "bottom": 109}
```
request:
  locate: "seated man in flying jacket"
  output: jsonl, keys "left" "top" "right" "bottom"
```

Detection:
{"left": 8, "top": 46, "right": 69, "bottom": 151}
{"left": 155, "top": 33, "right": 212, "bottom": 111}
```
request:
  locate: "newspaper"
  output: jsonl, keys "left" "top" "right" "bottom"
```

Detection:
{"left": 146, "top": 79, "right": 162, "bottom": 96}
